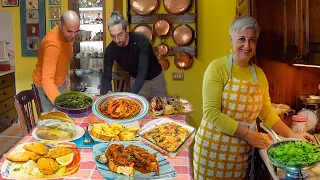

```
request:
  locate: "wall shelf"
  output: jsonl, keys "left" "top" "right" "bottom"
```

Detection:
{"left": 79, "top": 7, "right": 103, "bottom": 11}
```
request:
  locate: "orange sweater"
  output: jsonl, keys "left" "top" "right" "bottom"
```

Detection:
{"left": 33, "top": 26, "right": 72, "bottom": 104}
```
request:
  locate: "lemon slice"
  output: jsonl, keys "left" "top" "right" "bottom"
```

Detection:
{"left": 56, "top": 152, "right": 74, "bottom": 166}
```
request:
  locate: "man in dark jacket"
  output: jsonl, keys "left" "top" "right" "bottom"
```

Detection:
{"left": 103, "top": 11, "right": 167, "bottom": 99}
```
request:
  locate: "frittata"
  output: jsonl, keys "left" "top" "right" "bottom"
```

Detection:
{"left": 142, "top": 122, "right": 191, "bottom": 151}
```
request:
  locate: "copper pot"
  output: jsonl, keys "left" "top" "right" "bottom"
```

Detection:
{"left": 156, "top": 43, "right": 170, "bottom": 56}
{"left": 172, "top": 24, "right": 195, "bottom": 46}
{"left": 163, "top": 0, "right": 193, "bottom": 15}
{"left": 153, "top": 19, "right": 173, "bottom": 38}
{"left": 130, "top": 0, "right": 159, "bottom": 16}
{"left": 159, "top": 58, "right": 170, "bottom": 71}
{"left": 132, "top": 24, "right": 154, "bottom": 43}
{"left": 174, "top": 52, "right": 193, "bottom": 70}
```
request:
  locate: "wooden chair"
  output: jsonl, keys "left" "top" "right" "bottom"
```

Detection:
{"left": 100, "top": 71, "right": 131, "bottom": 94}
{"left": 14, "top": 84, "right": 43, "bottom": 135}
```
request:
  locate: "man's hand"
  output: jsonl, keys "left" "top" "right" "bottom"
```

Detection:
{"left": 107, "top": 90, "right": 112, "bottom": 94}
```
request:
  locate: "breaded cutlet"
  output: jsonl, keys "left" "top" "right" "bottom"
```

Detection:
{"left": 4, "top": 151, "right": 40, "bottom": 162}
{"left": 45, "top": 146, "right": 73, "bottom": 159}
{"left": 23, "top": 142, "right": 48, "bottom": 155}
{"left": 37, "top": 157, "right": 59, "bottom": 175}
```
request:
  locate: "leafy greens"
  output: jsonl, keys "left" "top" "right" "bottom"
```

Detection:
{"left": 55, "top": 94, "right": 93, "bottom": 109}
{"left": 268, "top": 141, "right": 320, "bottom": 165}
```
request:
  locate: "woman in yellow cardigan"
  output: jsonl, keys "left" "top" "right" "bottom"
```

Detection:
{"left": 193, "top": 16, "right": 316, "bottom": 180}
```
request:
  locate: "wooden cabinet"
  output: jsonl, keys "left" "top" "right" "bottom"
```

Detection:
{"left": 0, "top": 72, "right": 17, "bottom": 133}
{"left": 251, "top": 0, "right": 320, "bottom": 64}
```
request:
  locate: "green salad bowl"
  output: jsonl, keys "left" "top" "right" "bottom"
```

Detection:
{"left": 54, "top": 91, "right": 94, "bottom": 117}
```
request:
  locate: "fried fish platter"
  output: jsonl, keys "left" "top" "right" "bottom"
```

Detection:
{"left": 23, "top": 142, "right": 48, "bottom": 155}
{"left": 4, "top": 151, "right": 40, "bottom": 162}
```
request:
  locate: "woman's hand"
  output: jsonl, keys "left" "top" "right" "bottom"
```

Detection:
{"left": 244, "top": 130, "right": 272, "bottom": 149}
{"left": 288, "top": 132, "right": 317, "bottom": 144}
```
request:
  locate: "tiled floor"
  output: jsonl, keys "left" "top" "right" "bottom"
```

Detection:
{"left": 0, "top": 123, "right": 23, "bottom": 157}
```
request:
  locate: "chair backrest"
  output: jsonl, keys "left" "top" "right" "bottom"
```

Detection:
{"left": 14, "top": 84, "right": 43, "bottom": 135}
{"left": 100, "top": 71, "right": 131, "bottom": 94}
{"left": 112, "top": 71, "right": 130, "bottom": 92}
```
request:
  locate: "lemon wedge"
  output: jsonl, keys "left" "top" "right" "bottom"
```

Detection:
{"left": 56, "top": 152, "right": 74, "bottom": 166}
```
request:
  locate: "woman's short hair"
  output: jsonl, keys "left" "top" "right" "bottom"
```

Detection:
{"left": 108, "top": 11, "right": 127, "bottom": 30}
{"left": 229, "top": 16, "right": 260, "bottom": 38}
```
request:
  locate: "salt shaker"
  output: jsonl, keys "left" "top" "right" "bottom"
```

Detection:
{"left": 291, "top": 115, "right": 308, "bottom": 134}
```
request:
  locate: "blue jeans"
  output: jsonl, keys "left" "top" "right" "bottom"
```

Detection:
{"left": 35, "top": 84, "right": 67, "bottom": 112}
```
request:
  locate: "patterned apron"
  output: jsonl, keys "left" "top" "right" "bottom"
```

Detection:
{"left": 193, "top": 55, "right": 263, "bottom": 180}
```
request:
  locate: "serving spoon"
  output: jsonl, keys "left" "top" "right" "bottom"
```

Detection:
{"left": 96, "top": 138, "right": 114, "bottom": 164}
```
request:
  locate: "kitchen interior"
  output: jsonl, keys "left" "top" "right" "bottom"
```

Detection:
{"left": 0, "top": 0, "right": 320, "bottom": 179}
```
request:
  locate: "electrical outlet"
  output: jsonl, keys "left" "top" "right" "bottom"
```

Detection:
{"left": 172, "top": 72, "right": 184, "bottom": 81}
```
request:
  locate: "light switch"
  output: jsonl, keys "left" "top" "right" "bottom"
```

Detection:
{"left": 172, "top": 72, "right": 184, "bottom": 81}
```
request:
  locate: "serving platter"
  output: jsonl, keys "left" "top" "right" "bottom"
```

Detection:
{"left": 1, "top": 141, "right": 81, "bottom": 179}
{"left": 148, "top": 97, "right": 193, "bottom": 117}
{"left": 92, "top": 141, "right": 178, "bottom": 180}
{"left": 32, "top": 125, "right": 85, "bottom": 142}
{"left": 92, "top": 92, "right": 149, "bottom": 123}
{"left": 88, "top": 121, "right": 140, "bottom": 143}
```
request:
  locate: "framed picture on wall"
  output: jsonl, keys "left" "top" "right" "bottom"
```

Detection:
{"left": 2, "top": 0, "right": 19, "bottom": 7}
{"left": 26, "top": 0, "right": 38, "bottom": 9}
{"left": 49, "top": 0, "right": 60, "bottom": 5}
{"left": 20, "top": 0, "right": 45, "bottom": 56}
{"left": 49, "top": 6, "right": 61, "bottom": 19}
{"left": 50, "top": 20, "right": 61, "bottom": 30}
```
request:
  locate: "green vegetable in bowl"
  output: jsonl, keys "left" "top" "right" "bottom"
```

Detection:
{"left": 55, "top": 93, "right": 93, "bottom": 109}
{"left": 268, "top": 141, "right": 320, "bottom": 165}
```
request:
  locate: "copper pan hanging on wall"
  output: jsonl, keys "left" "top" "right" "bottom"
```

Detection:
{"left": 172, "top": 24, "right": 195, "bottom": 46}
{"left": 130, "top": 0, "right": 160, "bottom": 16}
{"left": 156, "top": 43, "right": 170, "bottom": 56}
{"left": 163, "top": 0, "right": 193, "bottom": 15}
{"left": 132, "top": 24, "right": 154, "bottom": 44}
{"left": 153, "top": 19, "right": 173, "bottom": 38}
{"left": 159, "top": 58, "right": 170, "bottom": 71}
{"left": 174, "top": 51, "right": 193, "bottom": 70}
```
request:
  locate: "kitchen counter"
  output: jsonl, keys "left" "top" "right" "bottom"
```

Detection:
{"left": 259, "top": 149, "right": 320, "bottom": 179}
{"left": 0, "top": 70, "right": 14, "bottom": 77}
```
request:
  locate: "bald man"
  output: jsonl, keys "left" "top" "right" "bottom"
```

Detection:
{"left": 33, "top": 10, "right": 80, "bottom": 112}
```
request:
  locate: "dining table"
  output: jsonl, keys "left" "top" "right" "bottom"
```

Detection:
{"left": 0, "top": 114, "right": 194, "bottom": 180}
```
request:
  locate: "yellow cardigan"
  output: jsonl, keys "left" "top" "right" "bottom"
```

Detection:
{"left": 202, "top": 56, "right": 280, "bottom": 136}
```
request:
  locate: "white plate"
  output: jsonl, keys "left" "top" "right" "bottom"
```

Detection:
{"left": 32, "top": 125, "right": 85, "bottom": 142}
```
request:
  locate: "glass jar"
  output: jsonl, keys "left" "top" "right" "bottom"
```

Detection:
{"left": 291, "top": 115, "right": 308, "bottom": 133}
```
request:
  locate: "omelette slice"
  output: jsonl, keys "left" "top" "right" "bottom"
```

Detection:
{"left": 23, "top": 142, "right": 48, "bottom": 155}
{"left": 4, "top": 151, "right": 40, "bottom": 162}
{"left": 45, "top": 146, "right": 73, "bottom": 159}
